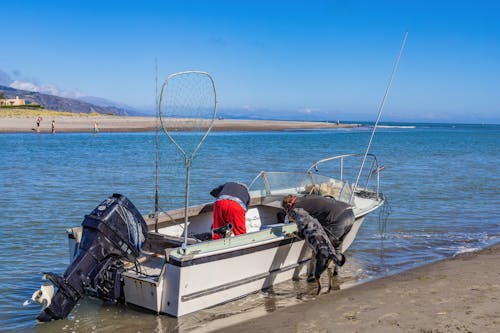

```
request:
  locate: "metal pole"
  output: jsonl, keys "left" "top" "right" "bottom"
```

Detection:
{"left": 350, "top": 31, "right": 408, "bottom": 204}
{"left": 182, "top": 158, "right": 192, "bottom": 253}
{"left": 154, "top": 59, "right": 160, "bottom": 233}
{"left": 340, "top": 157, "right": 344, "bottom": 182}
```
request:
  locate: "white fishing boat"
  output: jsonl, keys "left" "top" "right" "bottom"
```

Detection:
{"left": 32, "top": 37, "right": 406, "bottom": 319}
{"left": 32, "top": 154, "right": 384, "bottom": 321}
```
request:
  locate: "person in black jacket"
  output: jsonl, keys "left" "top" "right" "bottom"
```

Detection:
{"left": 282, "top": 194, "right": 354, "bottom": 249}
{"left": 210, "top": 182, "right": 250, "bottom": 240}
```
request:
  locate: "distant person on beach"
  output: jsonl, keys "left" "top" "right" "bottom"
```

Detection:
{"left": 93, "top": 121, "right": 99, "bottom": 133}
{"left": 210, "top": 182, "right": 250, "bottom": 240}
{"left": 36, "top": 116, "right": 43, "bottom": 133}
{"left": 51, "top": 120, "right": 55, "bottom": 134}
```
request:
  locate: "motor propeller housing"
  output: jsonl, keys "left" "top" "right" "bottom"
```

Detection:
{"left": 36, "top": 194, "right": 148, "bottom": 322}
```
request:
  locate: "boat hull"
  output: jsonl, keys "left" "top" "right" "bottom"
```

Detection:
{"left": 163, "top": 237, "right": 310, "bottom": 316}
{"left": 121, "top": 215, "right": 369, "bottom": 317}
{"left": 121, "top": 233, "right": 311, "bottom": 316}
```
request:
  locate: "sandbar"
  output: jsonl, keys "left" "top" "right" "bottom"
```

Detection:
{"left": 212, "top": 243, "right": 500, "bottom": 333}
{"left": 0, "top": 115, "right": 359, "bottom": 133}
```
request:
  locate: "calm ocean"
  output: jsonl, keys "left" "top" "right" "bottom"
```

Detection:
{"left": 1, "top": 123, "right": 499, "bottom": 332}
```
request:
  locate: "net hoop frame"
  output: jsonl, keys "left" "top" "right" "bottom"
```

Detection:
{"left": 158, "top": 70, "right": 218, "bottom": 160}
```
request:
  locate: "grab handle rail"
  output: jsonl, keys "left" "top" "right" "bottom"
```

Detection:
{"left": 308, "top": 153, "right": 382, "bottom": 200}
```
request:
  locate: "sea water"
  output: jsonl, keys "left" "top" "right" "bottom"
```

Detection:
{"left": 0, "top": 123, "right": 499, "bottom": 332}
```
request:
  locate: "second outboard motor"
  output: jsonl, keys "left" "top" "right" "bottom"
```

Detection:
{"left": 36, "top": 194, "right": 148, "bottom": 322}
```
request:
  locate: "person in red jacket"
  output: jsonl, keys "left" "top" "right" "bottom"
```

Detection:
{"left": 210, "top": 182, "right": 250, "bottom": 240}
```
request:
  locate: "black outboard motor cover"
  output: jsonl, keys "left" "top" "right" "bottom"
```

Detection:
{"left": 37, "top": 194, "right": 148, "bottom": 322}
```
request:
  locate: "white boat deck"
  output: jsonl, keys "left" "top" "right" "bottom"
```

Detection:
{"left": 124, "top": 254, "right": 165, "bottom": 282}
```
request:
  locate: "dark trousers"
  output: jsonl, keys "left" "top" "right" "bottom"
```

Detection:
{"left": 323, "top": 209, "right": 355, "bottom": 249}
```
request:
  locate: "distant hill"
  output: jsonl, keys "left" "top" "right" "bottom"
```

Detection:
{"left": 0, "top": 85, "right": 138, "bottom": 115}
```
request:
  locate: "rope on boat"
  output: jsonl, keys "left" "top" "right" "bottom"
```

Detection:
{"left": 378, "top": 193, "right": 391, "bottom": 238}
{"left": 377, "top": 194, "right": 391, "bottom": 270}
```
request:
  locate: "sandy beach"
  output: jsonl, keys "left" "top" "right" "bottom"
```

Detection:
{"left": 210, "top": 243, "right": 500, "bottom": 333}
{"left": 0, "top": 115, "right": 359, "bottom": 133}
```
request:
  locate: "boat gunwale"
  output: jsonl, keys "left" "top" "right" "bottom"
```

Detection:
{"left": 166, "top": 234, "right": 299, "bottom": 267}
{"left": 163, "top": 197, "right": 383, "bottom": 267}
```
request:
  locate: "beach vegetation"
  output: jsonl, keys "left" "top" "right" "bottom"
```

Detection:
{"left": 0, "top": 104, "right": 44, "bottom": 109}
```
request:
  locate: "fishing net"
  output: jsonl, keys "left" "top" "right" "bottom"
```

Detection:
{"left": 158, "top": 71, "right": 217, "bottom": 251}
{"left": 159, "top": 71, "right": 217, "bottom": 159}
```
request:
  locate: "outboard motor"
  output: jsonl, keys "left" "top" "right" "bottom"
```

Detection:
{"left": 35, "top": 194, "right": 148, "bottom": 322}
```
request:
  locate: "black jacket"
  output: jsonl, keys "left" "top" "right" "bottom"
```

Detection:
{"left": 210, "top": 182, "right": 250, "bottom": 209}
{"left": 293, "top": 195, "right": 351, "bottom": 226}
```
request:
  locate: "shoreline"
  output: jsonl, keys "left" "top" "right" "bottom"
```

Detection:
{"left": 210, "top": 242, "right": 500, "bottom": 333}
{"left": 0, "top": 115, "right": 360, "bottom": 133}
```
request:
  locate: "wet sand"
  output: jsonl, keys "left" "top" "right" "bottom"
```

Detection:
{"left": 212, "top": 243, "right": 500, "bottom": 333}
{"left": 0, "top": 116, "right": 359, "bottom": 133}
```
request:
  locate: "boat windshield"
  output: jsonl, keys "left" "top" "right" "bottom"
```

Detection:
{"left": 248, "top": 171, "right": 352, "bottom": 203}
{"left": 248, "top": 154, "right": 382, "bottom": 204}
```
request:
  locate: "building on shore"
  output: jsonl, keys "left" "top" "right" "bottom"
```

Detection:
{"left": 0, "top": 96, "right": 41, "bottom": 108}
{"left": 0, "top": 96, "right": 27, "bottom": 106}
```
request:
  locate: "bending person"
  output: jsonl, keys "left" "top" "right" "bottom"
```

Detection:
{"left": 282, "top": 194, "right": 355, "bottom": 250}
{"left": 210, "top": 182, "right": 250, "bottom": 240}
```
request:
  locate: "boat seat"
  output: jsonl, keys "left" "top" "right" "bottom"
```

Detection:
{"left": 245, "top": 208, "right": 262, "bottom": 233}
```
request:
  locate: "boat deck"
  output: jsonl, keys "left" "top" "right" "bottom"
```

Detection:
{"left": 124, "top": 253, "right": 165, "bottom": 282}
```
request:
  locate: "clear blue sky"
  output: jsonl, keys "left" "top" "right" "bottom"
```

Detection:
{"left": 1, "top": 1, "right": 499, "bottom": 123}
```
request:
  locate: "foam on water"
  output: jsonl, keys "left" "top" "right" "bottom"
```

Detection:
{"left": 376, "top": 125, "right": 416, "bottom": 129}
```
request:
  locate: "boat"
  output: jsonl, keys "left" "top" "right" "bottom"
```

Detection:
{"left": 31, "top": 41, "right": 406, "bottom": 318}
{"left": 31, "top": 152, "right": 384, "bottom": 321}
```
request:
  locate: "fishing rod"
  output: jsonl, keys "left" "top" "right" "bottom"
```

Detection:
{"left": 350, "top": 31, "right": 408, "bottom": 204}
{"left": 154, "top": 59, "right": 160, "bottom": 233}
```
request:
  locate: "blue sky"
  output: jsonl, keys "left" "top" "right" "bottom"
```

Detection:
{"left": 1, "top": 1, "right": 499, "bottom": 123}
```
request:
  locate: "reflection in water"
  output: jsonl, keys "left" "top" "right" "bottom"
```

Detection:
{"left": 263, "top": 287, "right": 277, "bottom": 313}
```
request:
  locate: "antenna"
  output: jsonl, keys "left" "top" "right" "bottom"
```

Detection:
{"left": 350, "top": 31, "right": 408, "bottom": 203}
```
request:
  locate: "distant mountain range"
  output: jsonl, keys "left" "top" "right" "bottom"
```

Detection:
{"left": 0, "top": 84, "right": 344, "bottom": 121}
{"left": 0, "top": 85, "right": 144, "bottom": 116}
{"left": 0, "top": 84, "right": 368, "bottom": 122}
